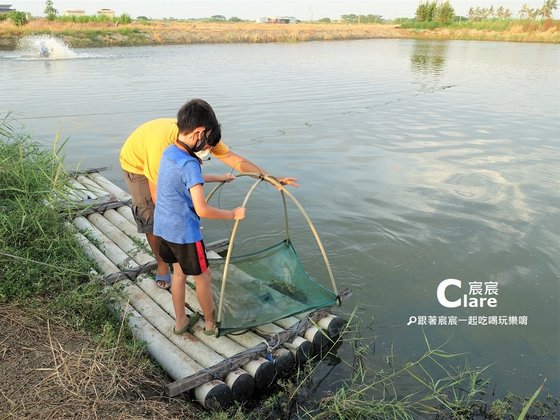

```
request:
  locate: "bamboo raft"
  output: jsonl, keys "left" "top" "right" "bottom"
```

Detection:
{"left": 66, "top": 169, "right": 347, "bottom": 409}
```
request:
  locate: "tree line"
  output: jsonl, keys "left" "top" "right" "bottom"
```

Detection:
{"left": 416, "top": 0, "right": 558, "bottom": 23}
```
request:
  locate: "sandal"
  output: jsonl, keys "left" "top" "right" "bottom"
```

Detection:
{"left": 173, "top": 313, "right": 200, "bottom": 335}
{"left": 155, "top": 272, "right": 171, "bottom": 290}
{"left": 203, "top": 327, "right": 216, "bottom": 336}
{"left": 202, "top": 310, "right": 216, "bottom": 336}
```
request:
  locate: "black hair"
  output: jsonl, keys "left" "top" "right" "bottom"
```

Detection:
{"left": 176, "top": 99, "right": 222, "bottom": 146}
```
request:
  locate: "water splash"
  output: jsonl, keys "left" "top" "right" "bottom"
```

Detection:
{"left": 15, "top": 35, "right": 78, "bottom": 60}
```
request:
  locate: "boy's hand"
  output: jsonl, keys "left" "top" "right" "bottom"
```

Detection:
{"left": 277, "top": 177, "right": 299, "bottom": 187}
{"left": 232, "top": 207, "right": 246, "bottom": 220}
{"left": 221, "top": 173, "right": 236, "bottom": 183}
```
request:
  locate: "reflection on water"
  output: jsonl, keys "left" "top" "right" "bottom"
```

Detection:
{"left": 410, "top": 40, "right": 448, "bottom": 92}
{"left": 410, "top": 40, "right": 448, "bottom": 76}
{"left": 1, "top": 39, "right": 559, "bottom": 400}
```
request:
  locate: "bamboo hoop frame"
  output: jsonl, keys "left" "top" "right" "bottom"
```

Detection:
{"left": 206, "top": 173, "right": 339, "bottom": 332}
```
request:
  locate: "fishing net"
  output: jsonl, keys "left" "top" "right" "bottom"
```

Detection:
{"left": 206, "top": 174, "right": 340, "bottom": 337}
{"left": 209, "top": 240, "right": 337, "bottom": 336}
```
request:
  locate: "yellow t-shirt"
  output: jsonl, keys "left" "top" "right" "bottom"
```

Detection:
{"left": 119, "top": 118, "right": 230, "bottom": 184}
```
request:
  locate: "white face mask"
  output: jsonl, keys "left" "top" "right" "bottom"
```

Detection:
{"left": 195, "top": 148, "right": 211, "bottom": 160}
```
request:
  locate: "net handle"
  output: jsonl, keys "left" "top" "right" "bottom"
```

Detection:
{"left": 216, "top": 176, "right": 263, "bottom": 325}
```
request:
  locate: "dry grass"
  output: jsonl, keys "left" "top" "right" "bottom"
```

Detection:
{"left": 0, "top": 303, "right": 200, "bottom": 419}
{"left": 1, "top": 19, "right": 559, "bottom": 49}
{"left": 412, "top": 22, "right": 560, "bottom": 43}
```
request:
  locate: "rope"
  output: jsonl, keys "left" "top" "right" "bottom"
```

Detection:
{"left": 103, "top": 260, "right": 157, "bottom": 284}
{"left": 0, "top": 251, "right": 93, "bottom": 276}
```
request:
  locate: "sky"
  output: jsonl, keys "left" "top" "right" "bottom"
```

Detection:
{"left": 14, "top": 1, "right": 556, "bottom": 20}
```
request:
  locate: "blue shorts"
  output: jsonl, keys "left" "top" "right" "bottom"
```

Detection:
{"left": 157, "top": 237, "right": 208, "bottom": 276}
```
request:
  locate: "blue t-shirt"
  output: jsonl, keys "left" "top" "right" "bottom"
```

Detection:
{"left": 153, "top": 144, "right": 204, "bottom": 244}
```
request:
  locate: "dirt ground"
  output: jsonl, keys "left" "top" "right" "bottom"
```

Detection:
{"left": 0, "top": 303, "right": 200, "bottom": 419}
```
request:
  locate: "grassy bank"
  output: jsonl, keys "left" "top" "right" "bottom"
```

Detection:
{"left": 1, "top": 18, "right": 559, "bottom": 49}
{"left": 398, "top": 18, "right": 560, "bottom": 43}
{"left": 0, "top": 120, "right": 198, "bottom": 418}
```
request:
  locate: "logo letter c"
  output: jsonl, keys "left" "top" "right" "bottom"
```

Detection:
{"left": 437, "top": 279, "right": 462, "bottom": 308}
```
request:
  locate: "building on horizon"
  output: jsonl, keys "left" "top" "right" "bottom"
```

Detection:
{"left": 257, "top": 16, "right": 296, "bottom": 24}
{"left": 97, "top": 8, "right": 115, "bottom": 18}
{"left": 64, "top": 9, "right": 85, "bottom": 16}
{"left": 0, "top": 4, "right": 14, "bottom": 13}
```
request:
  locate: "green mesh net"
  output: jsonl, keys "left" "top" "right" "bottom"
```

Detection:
{"left": 209, "top": 240, "right": 337, "bottom": 336}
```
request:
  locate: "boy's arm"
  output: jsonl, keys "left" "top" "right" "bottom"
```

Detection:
{"left": 203, "top": 173, "right": 236, "bottom": 183}
{"left": 190, "top": 184, "right": 245, "bottom": 220}
{"left": 215, "top": 150, "right": 299, "bottom": 187}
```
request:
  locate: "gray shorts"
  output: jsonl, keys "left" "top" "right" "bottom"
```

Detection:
{"left": 122, "top": 170, "right": 154, "bottom": 234}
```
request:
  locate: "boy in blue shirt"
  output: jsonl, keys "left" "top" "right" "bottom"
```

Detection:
{"left": 154, "top": 99, "right": 245, "bottom": 335}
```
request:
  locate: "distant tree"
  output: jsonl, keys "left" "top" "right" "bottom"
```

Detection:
{"left": 468, "top": 7, "right": 482, "bottom": 21}
{"left": 362, "top": 14, "right": 384, "bottom": 23}
{"left": 210, "top": 14, "right": 226, "bottom": 21}
{"left": 228, "top": 16, "right": 242, "bottom": 22}
{"left": 137, "top": 15, "right": 149, "bottom": 21}
{"left": 416, "top": 1, "right": 454, "bottom": 23}
{"left": 44, "top": 0, "right": 57, "bottom": 21}
{"left": 318, "top": 17, "right": 331, "bottom": 23}
{"left": 8, "top": 10, "right": 29, "bottom": 26}
{"left": 435, "top": 1, "right": 455, "bottom": 22}
{"left": 116, "top": 13, "right": 132, "bottom": 24}
{"left": 519, "top": 3, "right": 535, "bottom": 19}
{"left": 416, "top": 1, "right": 438, "bottom": 22}
{"left": 540, "top": 0, "right": 558, "bottom": 19}
{"left": 341, "top": 14, "right": 359, "bottom": 23}
{"left": 497, "top": 7, "right": 512, "bottom": 19}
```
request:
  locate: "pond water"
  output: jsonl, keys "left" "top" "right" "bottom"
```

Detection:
{"left": 1, "top": 37, "right": 559, "bottom": 401}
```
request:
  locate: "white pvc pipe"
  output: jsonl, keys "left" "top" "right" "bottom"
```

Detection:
{"left": 103, "top": 209, "right": 148, "bottom": 245}
{"left": 116, "top": 205, "right": 137, "bottom": 226}
{"left": 119, "top": 278, "right": 254, "bottom": 401}
{"left": 73, "top": 216, "right": 135, "bottom": 270}
{"left": 136, "top": 275, "right": 273, "bottom": 390}
{"left": 86, "top": 213, "right": 153, "bottom": 265}
{"left": 76, "top": 174, "right": 109, "bottom": 198}
{"left": 166, "top": 276, "right": 276, "bottom": 389}
{"left": 88, "top": 172, "right": 132, "bottom": 201}
{"left": 69, "top": 179, "right": 95, "bottom": 200}
{"left": 73, "top": 228, "right": 229, "bottom": 406}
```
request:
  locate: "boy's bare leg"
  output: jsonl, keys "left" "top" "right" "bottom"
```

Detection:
{"left": 146, "top": 232, "right": 171, "bottom": 286}
{"left": 171, "top": 262, "right": 189, "bottom": 331}
{"left": 194, "top": 269, "right": 216, "bottom": 331}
